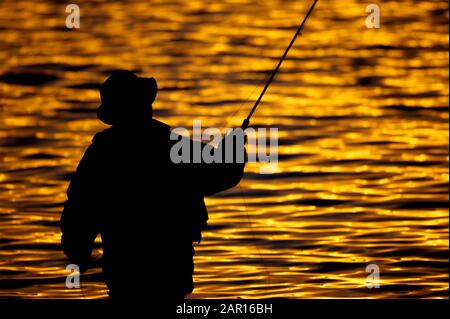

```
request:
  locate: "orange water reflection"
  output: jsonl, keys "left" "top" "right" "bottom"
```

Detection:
{"left": 0, "top": 0, "right": 448, "bottom": 298}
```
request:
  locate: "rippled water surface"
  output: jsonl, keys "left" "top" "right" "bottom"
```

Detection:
{"left": 0, "top": 0, "right": 448, "bottom": 298}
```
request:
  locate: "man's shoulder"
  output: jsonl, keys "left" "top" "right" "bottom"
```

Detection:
{"left": 151, "top": 118, "right": 171, "bottom": 131}
{"left": 90, "top": 119, "right": 172, "bottom": 147}
{"left": 92, "top": 127, "right": 114, "bottom": 145}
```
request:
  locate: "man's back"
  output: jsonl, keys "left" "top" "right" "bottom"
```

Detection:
{"left": 61, "top": 119, "right": 244, "bottom": 300}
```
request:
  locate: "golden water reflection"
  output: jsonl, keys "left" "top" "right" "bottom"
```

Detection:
{"left": 0, "top": 0, "right": 448, "bottom": 298}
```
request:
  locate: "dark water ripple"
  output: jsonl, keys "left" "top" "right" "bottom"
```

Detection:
{"left": 0, "top": 0, "right": 448, "bottom": 299}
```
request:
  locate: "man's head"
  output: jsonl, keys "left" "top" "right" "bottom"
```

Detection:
{"left": 97, "top": 70, "right": 157, "bottom": 125}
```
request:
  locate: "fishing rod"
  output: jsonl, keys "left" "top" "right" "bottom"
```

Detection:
{"left": 241, "top": 0, "right": 319, "bottom": 129}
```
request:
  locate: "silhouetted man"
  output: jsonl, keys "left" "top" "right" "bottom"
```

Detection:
{"left": 60, "top": 70, "right": 245, "bottom": 301}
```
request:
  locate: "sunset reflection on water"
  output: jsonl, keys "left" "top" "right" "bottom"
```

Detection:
{"left": 0, "top": 0, "right": 448, "bottom": 298}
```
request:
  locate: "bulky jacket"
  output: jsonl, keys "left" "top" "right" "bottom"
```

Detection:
{"left": 60, "top": 119, "right": 245, "bottom": 299}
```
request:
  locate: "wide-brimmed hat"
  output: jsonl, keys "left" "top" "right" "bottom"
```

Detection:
{"left": 97, "top": 70, "right": 157, "bottom": 125}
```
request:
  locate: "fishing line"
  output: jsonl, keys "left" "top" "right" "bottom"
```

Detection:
{"left": 221, "top": 0, "right": 319, "bottom": 291}
{"left": 238, "top": 184, "right": 272, "bottom": 290}
{"left": 222, "top": 57, "right": 282, "bottom": 129}
{"left": 223, "top": 0, "right": 319, "bottom": 129}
